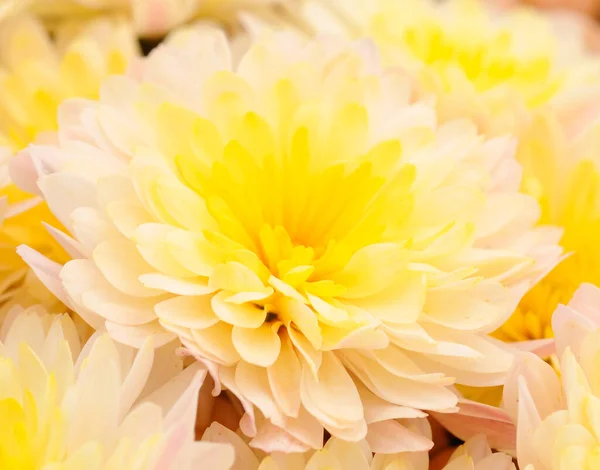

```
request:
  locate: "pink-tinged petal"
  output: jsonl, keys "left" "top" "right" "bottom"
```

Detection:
{"left": 366, "top": 419, "right": 433, "bottom": 453}
{"left": 511, "top": 338, "right": 556, "bottom": 358}
{"left": 568, "top": 283, "right": 600, "bottom": 326}
{"left": 163, "top": 368, "right": 205, "bottom": 429}
{"left": 552, "top": 304, "right": 597, "bottom": 359}
{"left": 43, "top": 223, "right": 86, "bottom": 259}
{"left": 5, "top": 196, "right": 42, "bottom": 218}
{"left": 16, "top": 245, "right": 74, "bottom": 309}
{"left": 516, "top": 377, "right": 543, "bottom": 469}
{"left": 431, "top": 399, "right": 516, "bottom": 453}
{"left": 555, "top": 86, "right": 600, "bottom": 140}
{"left": 38, "top": 172, "right": 98, "bottom": 233}
{"left": 10, "top": 145, "right": 67, "bottom": 196}
{"left": 503, "top": 353, "right": 561, "bottom": 424}
{"left": 154, "top": 371, "right": 232, "bottom": 470}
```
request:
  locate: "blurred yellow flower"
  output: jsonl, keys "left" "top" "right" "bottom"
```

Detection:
{"left": 0, "top": 305, "right": 234, "bottom": 469}
{"left": 494, "top": 107, "right": 600, "bottom": 348}
{"left": 13, "top": 29, "right": 560, "bottom": 451}
{"left": 0, "top": 15, "right": 137, "bottom": 150}
{"left": 300, "top": 0, "right": 598, "bottom": 135}
{"left": 3, "top": 0, "right": 298, "bottom": 37}
{"left": 0, "top": 15, "right": 138, "bottom": 314}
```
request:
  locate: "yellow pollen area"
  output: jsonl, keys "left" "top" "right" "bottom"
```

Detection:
{"left": 0, "top": 351, "right": 65, "bottom": 469}
{"left": 0, "top": 26, "right": 129, "bottom": 298}
{"left": 497, "top": 159, "right": 600, "bottom": 343}
{"left": 367, "top": 2, "right": 561, "bottom": 108}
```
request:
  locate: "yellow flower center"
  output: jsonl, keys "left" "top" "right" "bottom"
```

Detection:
{"left": 156, "top": 84, "right": 418, "bottom": 332}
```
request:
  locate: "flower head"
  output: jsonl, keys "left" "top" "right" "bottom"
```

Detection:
{"left": 0, "top": 15, "right": 137, "bottom": 151}
{"left": 494, "top": 100, "right": 600, "bottom": 348}
{"left": 14, "top": 29, "right": 559, "bottom": 450}
{"left": 0, "top": 304, "right": 234, "bottom": 469}
{"left": 504, "top": 282, "right": 600, "bottom": 469}
{"left": 299, "top": 0, "right": 599, "bottom": 135}
{"left": 0, "top": 15, "right": 138, "bottom": 313}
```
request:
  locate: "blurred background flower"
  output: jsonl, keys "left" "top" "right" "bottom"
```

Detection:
{"left": 0, "top": 305, "right": 233, "bottom": 469}
{"left": 0, "top": 15, "right": 138, "bottom": 329}
{"left": 0, "top": 0, "right": 302, "bottom": 37}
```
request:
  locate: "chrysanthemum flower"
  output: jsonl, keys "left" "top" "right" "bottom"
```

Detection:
{"left": 493, "top": 105, "right": 600, "bottom": 350}
{"left": 0, "top": 304, "right": 234, "bottom": 469}
{"left": 0, "top": 15, "right": 138, "bottom": 315}
{"left": 2, "top": 0, "right": 297, "bottom": 37}
{"left": 13, "top": 29, "right": 560, "bottom": 451}
{"left": 298, "top": 0, "right": 599, "bottom": 135}
{"left": 0, "top": 15, "right": 137, "bottom": 150}
{"left": 503, "top": 282, "right": 600, "bottom": 469}
{"left": 202, "top": 422, "right": 514, "bottom": 470}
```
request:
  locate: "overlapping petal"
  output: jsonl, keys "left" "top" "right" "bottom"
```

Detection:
{"left": 202, "top": 422, "right": 514, "bottom": 470}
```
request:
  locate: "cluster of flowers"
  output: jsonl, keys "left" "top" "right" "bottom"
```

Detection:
{"left": 2, "top": 0, "right": 600, "bottom": 468}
